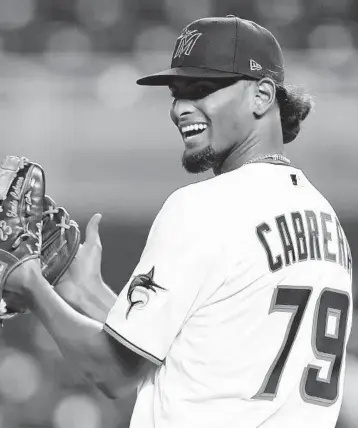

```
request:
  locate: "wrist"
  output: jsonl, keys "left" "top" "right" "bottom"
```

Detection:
{"left": 76, "top": 278, "right": 116, "bottom": 324}
{"left": 25, "top": 260, "right": 49, "bottom": 295}
{"left": 9, "top": 258, "right": 51, "bottom": 310}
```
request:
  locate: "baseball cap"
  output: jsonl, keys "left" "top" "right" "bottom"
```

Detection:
{"left": 136, "top": 15, "right": 284, "bottom": 86}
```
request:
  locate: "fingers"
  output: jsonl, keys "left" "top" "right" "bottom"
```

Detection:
{"left": 85, "top": 213, "right": 102, "bottom": 247}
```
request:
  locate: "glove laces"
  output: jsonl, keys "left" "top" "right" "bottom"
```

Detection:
{"left": 43, "top": 207, "right": 71, "bottom": 235}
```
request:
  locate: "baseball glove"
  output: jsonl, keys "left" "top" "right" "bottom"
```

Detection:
{"left": 41, "top": 195, "right": 81, "bottom": 286}
{"left": 0, "top": 155, "right": 45, "bottom": 322}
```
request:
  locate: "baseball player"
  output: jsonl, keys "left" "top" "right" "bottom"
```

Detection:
{"left": 4, "top": 16, "right": 353, "bottom": 428}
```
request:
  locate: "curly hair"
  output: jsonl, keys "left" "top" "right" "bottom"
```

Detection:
{"left": 275, "top": 84, "right": 314, "bottom": 144}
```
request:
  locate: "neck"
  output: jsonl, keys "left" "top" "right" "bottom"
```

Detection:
{"left": 214, "top": 113, "right": 284, "bottom": 175}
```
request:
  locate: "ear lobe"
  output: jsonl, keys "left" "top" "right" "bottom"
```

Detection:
{"left": 254, "top": 79, "right": 276, "bottom": 116}
{"left": 254, "top": 97, "right": 263, "bottom": 113}
{"left": 253, "top": 95, "right": 268, "bottom": 117}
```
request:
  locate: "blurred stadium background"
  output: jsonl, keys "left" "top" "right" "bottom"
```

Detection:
{"left": 0, "top": 0, "right": 357, "bottom": 427}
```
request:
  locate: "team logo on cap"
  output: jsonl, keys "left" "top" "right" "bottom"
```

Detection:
{"left": 173, "top": 27, "right": 202, "bottom": 59}
{"left": 126, "top": 266, "right": 166, "bottom": 319}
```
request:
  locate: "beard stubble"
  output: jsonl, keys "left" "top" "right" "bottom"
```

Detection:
{"left": 182, "top": 145, "right": 225, "bottom": 173}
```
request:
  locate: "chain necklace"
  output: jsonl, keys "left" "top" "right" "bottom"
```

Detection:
{"left": 244, "top": 153, "right": 291, "bottom": 166}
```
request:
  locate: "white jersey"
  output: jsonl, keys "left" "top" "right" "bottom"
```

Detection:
{"left": 104, "top": 163, "right": 353, "bottom": 428}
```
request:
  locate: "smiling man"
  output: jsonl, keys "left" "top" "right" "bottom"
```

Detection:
{"left": 3, "top": 15, "right": 353, "bottom": 428}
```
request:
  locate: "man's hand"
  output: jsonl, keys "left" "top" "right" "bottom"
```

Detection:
{"left": 55, "top": 213, "right": 102, "bottom": 306}
{"left": 55, "top": 213, "right": 116, "bottom": 323}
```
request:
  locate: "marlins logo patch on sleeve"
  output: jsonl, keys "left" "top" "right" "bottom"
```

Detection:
{"left": 126, "top": 267, "right": 166, "bottom": 319}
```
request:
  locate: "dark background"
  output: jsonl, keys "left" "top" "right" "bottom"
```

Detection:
{"left": 0, "top": 0, "right": 357, "bottom": 427}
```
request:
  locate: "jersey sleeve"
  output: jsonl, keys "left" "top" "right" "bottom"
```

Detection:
{"left": 104, "top": 188, "right": 226, "bottom": 365}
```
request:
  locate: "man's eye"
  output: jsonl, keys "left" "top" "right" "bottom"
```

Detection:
{"left": 195, "top": 88, "right": 208, "bottom": 97}
{"left": 192, "top": 84, "right": 218, "bottom": 98}
{"left": 169, "top": 82, "right": 219, "bottom": 100}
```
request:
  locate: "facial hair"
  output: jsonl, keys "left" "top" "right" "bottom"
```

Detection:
{"left": 182, "top": 145, "right": 224, "bottom": 174}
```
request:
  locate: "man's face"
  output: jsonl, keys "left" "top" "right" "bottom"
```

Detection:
{"left": 169, "top": 78, "right": 254, "bottom": 173}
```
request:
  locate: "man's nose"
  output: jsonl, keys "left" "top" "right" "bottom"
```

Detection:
{"left": 170, "top": 98, "right": 196, "bottom": 125}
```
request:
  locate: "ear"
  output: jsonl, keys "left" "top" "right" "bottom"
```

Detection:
{"left": 253, "top": 78, "right": 276, "bottom": 117}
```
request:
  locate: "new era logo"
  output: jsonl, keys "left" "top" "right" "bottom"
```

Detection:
{"left": 173, "top": 28, "right": 202, "bottom": 59}
{"left": 250, "top": 59, "right": 262, "bottom": 71}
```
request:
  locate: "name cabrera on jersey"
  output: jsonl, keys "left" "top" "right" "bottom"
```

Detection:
{"left": 256, "top": 209, "right": 352, "bottom": 276}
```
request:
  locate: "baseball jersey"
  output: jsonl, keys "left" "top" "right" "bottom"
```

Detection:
{"left": 104, "top": 162, "right": 353, "bottom": 428}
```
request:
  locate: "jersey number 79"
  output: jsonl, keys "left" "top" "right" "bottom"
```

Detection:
{"left": 253, "top": 286, "right": 350, "bottom": 406}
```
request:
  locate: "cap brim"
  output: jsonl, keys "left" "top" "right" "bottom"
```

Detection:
{"left": 136, "top": 66, "right": 244, "bottom": 86}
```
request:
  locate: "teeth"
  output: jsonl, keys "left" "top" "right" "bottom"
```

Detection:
{"left": 181, "top": 123, "right": 208, "bottom": 133}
